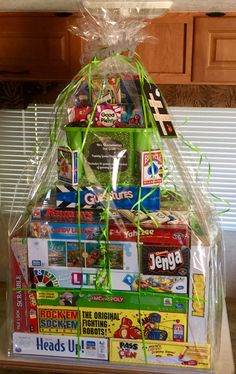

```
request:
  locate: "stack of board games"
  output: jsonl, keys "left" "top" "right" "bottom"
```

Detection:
{"left": 10, "top": 72, "right": 211, "bottom": 370}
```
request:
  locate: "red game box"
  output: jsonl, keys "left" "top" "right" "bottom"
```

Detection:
{"left": 109, "top": 224, "right": 190, "bottom": 246}
{"left": 11, "top": 237, "right": 37, "bottom": 333}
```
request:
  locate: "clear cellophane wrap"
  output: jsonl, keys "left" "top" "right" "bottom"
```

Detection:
{"left": 8, "top": 2, "right": 224, "bottom": 372}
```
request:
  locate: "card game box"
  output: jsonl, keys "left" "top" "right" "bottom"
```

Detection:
{"left": 58, "top": 147, "right": 78, "bottom": 186}
{"left": 141, "top": 150, "right": 163, "bottom": 187}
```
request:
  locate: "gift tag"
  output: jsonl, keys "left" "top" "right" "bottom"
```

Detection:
{"left": 143, "top": 82, "right": 177, "bottom": 137}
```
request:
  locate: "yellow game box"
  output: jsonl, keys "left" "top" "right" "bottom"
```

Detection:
{"left": 110, "top": 339, "right": 210, "bottom": 369}
{"left": 38, "top": 306, "right": 79, "bottom": 336}
{"left": 80, "top": 307, "right": 187, "bottom": 342}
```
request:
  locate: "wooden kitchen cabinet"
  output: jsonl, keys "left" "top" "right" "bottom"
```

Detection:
{"left": 137, "top": 13, "right": 194, "bottom": 84}
{"left": 2, "top": 13, "right": 236, "bottom": 85}
{"left": 192, "top": 15, "right": 236, "bottom": 84}
{"left": 140, "top": 13, "right": 236, "bottom": 85}
{"left": 0, "top": 13, "right": 81, "bottom": 81}
{"left": 0, "top": 12, "right": 194, "bottom": 84}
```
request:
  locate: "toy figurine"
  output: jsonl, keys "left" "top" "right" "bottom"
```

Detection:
{"left": 114, "top": 317, "right": 142, "bottom": 339}
{"left": 143, "top": 313, "right": 168, "bottom": 341}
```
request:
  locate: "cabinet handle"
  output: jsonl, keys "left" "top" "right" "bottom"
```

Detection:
{"left": 54, "top": 12, "right": 73, "bottom": 17}
{"left": 0, "top": 69, "right": 30, "bottom": 75}
{"left": 206, "top": 12, "right": 226, "bottom": 17}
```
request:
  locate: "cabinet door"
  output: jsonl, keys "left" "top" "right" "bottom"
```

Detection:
{"left": 193, "top": 16, "right": 236, "bottom": 83}
{"left": 0, "top": 14, "right": 81, "bottom": 81}
{"left": 137, "top": 13, "right": 193, "bottom": 84}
